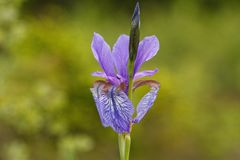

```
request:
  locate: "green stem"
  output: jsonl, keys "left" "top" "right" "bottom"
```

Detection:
{"left": 118, "top": 134, "right": 131, "bottom": 160}
{"left": 118, "top": 134, "right": 125, "bottom": 160}
{"left": 125, "top": 134, "right": 131, "bottom": 160}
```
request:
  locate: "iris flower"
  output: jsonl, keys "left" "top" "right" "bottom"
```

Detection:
{"left": 90, "top": 32, "right": 160, "bottom": 133}
{"left": 90, "top": 3, "right": 160, "bottom": 160}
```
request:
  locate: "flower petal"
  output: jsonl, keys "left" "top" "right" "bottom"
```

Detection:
{"left": 134, "top": 36, "right": 159, "bottom": 74}
{"left": 107, "top": 76, "right": 122, "bottom": 86}
{"left": 101, "top": 87, "right": 134, "bottom": 133}
{"left": 133, "top": 80, "right": 160, "bottom": 123}
{"left": 91, "top": 32, "right": 115, "bottom": 76}
{"left": 91, "top": 72, "right": 122, "bottom": 87}
{"left": 91, "top": 81, "right": 134, "bottom": 133}
{"left": 92, "top": 72, "right": 107, "bottom": 78}
{"left": 90, "top": 81, "right": 110, "bottom": 127}
{"left": 112, "top": 35, "right": 129, "bottom": 80}
{"left": 134, "top": 68, "right": 158, "bottom": 80}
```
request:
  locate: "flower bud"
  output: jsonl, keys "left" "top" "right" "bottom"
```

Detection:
{"left": 129, "top": 2, "right": 140, "bottom": 63}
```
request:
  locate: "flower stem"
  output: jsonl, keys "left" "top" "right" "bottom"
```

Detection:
{"left": 118, "top": 134, "right": 125, "bottom": 160}
{"left": 118, "top": 134, "right": 131, "bottom": 160}
{"left": 125, "top": 134, "right": 131, "bottom": 160}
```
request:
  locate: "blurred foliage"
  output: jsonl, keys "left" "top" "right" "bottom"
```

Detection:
{"left": 2, "top": 141, "right": 29, "bottom": 160}
{"left": 59, "top": 135, "right": 94, "bottom": 160}
{"left": 0, "top": 0, "right": 240, "bottom": 160}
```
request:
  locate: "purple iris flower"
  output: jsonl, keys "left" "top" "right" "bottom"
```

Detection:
{"left": 90, "top": 32, "right": 160, "bottom": 133}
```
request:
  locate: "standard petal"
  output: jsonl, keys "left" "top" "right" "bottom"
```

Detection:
{"left": 133, "top": 80, "right": 160, "bottom": 123}
{"left": 133, "top": 68, "right": 158, "bottom": 80}
{"left": 112, "top": 35, "right": 129, "bottom": 80}
{"left": 91, "top": 33, "right": 115, "bottom": 76}
{"left": 99, "top": 86, "right": 134, "bottom": 133}
{"left": 134, "top": 36, "right": 159, "bottom": 74}
{"left": 90, "top": 81, "right": 109, "bottom": 127}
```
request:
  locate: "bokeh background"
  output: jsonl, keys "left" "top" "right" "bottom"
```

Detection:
{"left": 0, "top": 0, "right": 240, "bottom": 159}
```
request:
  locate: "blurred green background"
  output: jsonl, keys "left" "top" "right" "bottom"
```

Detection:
{"left": 0, "top": 0, "right": 240, "bottom": 159}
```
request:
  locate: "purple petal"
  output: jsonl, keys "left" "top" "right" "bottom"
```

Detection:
{"left": 100, "top": 86, "right": 134, "bottom": 133}
{"left": 133, "top": 85, "right": 160, "bottom": 123}
{"left": 112, "top": 35, "right": 129, "bottom": 80}
{"left": 91, "top": 33, "right": 115, "bottom": 76}
{"left": 134, "top": 68, "right": 158, "bottom": 80}
{"left": 90, "top": 82, "right": 109, "bottom": 127}
{"left": 134, "top": 36, "right": 159, "bottom": 75}
{"left": 91, "top": 72, "right": 122, "bottom": 86}
{"left": 107, "top": 76, "right": 122, "bottom": 86}
{"left": 92, "top": 72, "right": 107, "bottom": 78}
